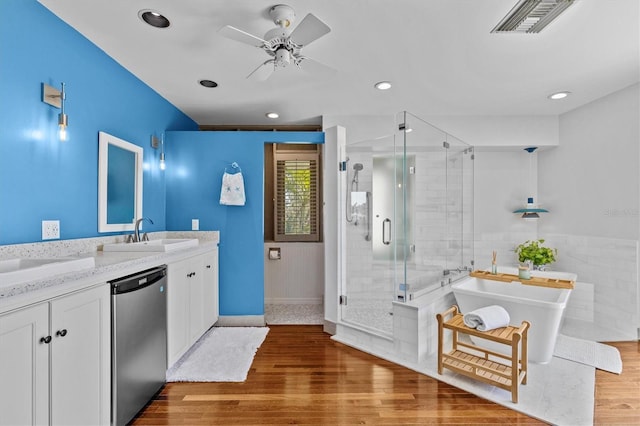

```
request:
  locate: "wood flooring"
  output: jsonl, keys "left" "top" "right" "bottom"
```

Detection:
{"left": 132, "top": 325, "right": 640, "bottom": 425}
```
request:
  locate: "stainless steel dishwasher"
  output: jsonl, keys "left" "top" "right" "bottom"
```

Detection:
{"left": 110, "top": 265, "right": 167, "bottom": 426}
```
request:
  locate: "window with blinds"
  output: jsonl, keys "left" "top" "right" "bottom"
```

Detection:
{"left": 274, "top": 151, "right": 320, "bottom": 242}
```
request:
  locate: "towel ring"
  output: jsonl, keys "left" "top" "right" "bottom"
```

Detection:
{"left": 225, "top": 162, "right": 242, "bottom": 174}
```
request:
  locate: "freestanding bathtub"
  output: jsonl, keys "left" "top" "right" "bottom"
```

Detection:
{"left": 451, "top": 274, "right": 573, "bottom": 363}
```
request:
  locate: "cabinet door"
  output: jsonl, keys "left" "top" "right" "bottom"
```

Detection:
{"left": 188, "top": 256, "right": 205, "bottom": 342}
{"left": 50, "top": 284, "right": 110, "bottom": 426}
{"left": 0, "top": 303, "right": 49, "bottom": 426}
{"left": 201, "top": 249, "right": 219, "bottom": 329}
{"left": 167, "top": 259, "right": 191, "bottom": 366}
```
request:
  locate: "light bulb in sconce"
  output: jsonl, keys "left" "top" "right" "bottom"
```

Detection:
{"left": 57, "top": 82, "right": 68, "bottom": 141}
{"left": 58, "top": 114, "right": 68, "bottom": 141}
{"left": 159, "top": 132, "right": 166, "bottom": 170}
{"left": 43, "top": 82, "right": 69, "bottom": 141}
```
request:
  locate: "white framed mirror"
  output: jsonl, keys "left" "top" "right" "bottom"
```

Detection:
{"left": 98, "top": 131, "right": 143, "bottom": 232}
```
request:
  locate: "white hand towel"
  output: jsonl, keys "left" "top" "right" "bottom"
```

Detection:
{"left": 463, "top": 305, "right": 510, "bottom": 331}
{"left": 219, "top": 171, "right": 246, "bottom": 206}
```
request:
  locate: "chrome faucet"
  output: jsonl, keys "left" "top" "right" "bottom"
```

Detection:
{"left": 443, "top": 265, "right": 470, "bottom": 276}
{"left": 133, "top": 217, "right": 153, "bottom": 242}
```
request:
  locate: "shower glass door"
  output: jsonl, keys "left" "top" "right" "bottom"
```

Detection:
{"left": 340, "top": 112, "right": 473, "bottom": 335}
{"left": 341, "top": 132, "right": 401, "bottom": 336}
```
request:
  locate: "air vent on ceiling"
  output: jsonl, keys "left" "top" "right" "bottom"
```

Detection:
{"left": 491, "top": 0, "right": 575, "bottom": 34}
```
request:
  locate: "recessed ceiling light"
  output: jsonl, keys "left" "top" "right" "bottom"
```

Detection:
{"left": 374, "top": 81, "right": 392, "bottom": 90}
{"left": 138, "top": 10, "right": 170, "bottom": 28}
{"left": 199, "top": 80, "right": 218, "bottom": 88}
{"left": 548, "top": 91, "right": 571, "bottom": 100}
{"left": 266, "top": 112, "right": 279, "bottom": 119}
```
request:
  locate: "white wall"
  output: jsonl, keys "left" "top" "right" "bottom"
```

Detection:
{"left": 539, "top": 83, "right": 640, "bottom": 340}
{"left": 473, "top": 150, "right": 539, "bottom": 269}
{"left": 323, "top": 114, "right": 559, "bottom": 148}
{"left": 539, "top": 83, "right": 640, "bottom": 240}
{"left": 264, "top": 243, "right": 324, "bottom": 304}
{"left": 322, "top": 126, "right": 345, "bottom": 329}
{"left": 426, "top": 115, "right": 559, "bottom": 148}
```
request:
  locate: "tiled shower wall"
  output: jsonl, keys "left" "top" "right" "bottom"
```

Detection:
{"left": 344, "top": 148, "right": 471, "bottom": 298}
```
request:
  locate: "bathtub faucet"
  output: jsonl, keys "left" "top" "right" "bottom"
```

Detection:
{"left": 443, "top": 266, "right": 470, "bottom": 276}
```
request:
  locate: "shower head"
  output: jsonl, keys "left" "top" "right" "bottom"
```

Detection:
{"left": 353, "top": 163, "right": 364, "bottom": 171}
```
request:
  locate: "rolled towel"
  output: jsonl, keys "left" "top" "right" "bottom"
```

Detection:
{"left": 463, "top": 305, "right": 510, "bottom": 331}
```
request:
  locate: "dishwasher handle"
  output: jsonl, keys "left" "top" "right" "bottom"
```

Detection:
{"left": 110, "top": 266, "right": 167, "bottom": 295}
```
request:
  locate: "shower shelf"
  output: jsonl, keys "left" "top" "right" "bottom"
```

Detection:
{"left": 469, "top": 270, "right": 575, "bottom": 289}
{"left": 437, "top": 305, "right": 530, "bottom": 403}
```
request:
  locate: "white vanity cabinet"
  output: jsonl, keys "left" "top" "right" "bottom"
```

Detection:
{"left": 201, "top": 248, "right": 219, "bottom": 330}
{"left": 0, "top": 284, "right": 110, "bottom": 426}
{"left": 0, "top": 302, "right": 49, "bottom": 426}
{"left": 167, "top": 249, "right": 219, "bottom": 367}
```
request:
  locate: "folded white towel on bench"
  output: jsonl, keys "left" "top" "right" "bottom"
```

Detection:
{"left": 463, "top": 305, "right": 510, "bottom": 331}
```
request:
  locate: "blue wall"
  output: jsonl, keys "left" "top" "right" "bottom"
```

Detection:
{"left": 0, "top": 1, "right": 326, "bottom": 318}
{"left": 0, "top": 0, "right": 198, "bottom": 244}
{"left": 166, "top": 131, "right": 324, "bottom": 316}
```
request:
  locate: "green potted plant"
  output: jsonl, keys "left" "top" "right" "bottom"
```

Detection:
{"left": 515, "top": 239, "right": 557, "bottom": 270}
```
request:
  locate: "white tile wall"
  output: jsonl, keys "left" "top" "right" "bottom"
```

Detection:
{"left": 544, "top": 233, "right": 639, "bottom": 340}
{"left": 475, "top": 232, "right": 639, "bottom": 341}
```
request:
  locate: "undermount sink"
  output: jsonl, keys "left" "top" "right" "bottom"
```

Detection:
{"left": 0, "top": 256, "right": 96, "bottom": 288}
{"left": 102, "top": 238, "right": 199, "bottom": 253}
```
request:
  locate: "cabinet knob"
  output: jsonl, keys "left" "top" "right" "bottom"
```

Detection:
{"left": 40, "top": 336, "right": 52, "bottom": 344}
{"left": 206, "top": 265, "right": 211, "bottom": 269}
{"left": 56, "top": 329, "right": 68, "bottom": 337}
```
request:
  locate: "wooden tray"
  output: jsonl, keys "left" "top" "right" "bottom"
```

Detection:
{"left": 469, "top": 270, "right": 575, "bottom": 290}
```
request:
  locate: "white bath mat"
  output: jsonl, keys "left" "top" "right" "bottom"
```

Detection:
{"left": 554, "top": 334, "right": 622, "bottom": 374}
{"left": 167, "top": 327, "right": 269, "bottom": 382}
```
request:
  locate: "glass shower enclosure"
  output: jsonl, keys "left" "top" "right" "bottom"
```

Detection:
{"left": 340, "top": 112, "right": 474, "bottom": 336}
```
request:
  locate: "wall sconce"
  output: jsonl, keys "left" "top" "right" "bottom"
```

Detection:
{"left": 42, "top": 82, "right": 68, "bottom": 141}
{"left": 151, "top": 133, "right": 166, "bottom": 170}
{"left": 159, "top": 133, "right": 166, "bottom": 170}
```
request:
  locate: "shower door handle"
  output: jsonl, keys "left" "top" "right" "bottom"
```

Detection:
{"left": 382, "top": 218, "right": 391, "bottom": 245}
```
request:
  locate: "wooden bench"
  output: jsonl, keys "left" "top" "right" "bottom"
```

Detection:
{"left": 436, "top": 305, "right": 530, "bottom": 403}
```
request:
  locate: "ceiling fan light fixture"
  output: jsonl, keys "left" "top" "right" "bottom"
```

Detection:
{"left": 266, "top": 112, "right": 279, "bottom": 119}
{"left": 269, "top": 4, "right": 296, "bottom": 28}
{"left": 138, "top": 9, "right": 170, "bottom": 29}
{"left": 274, "top": 49, "right": 291, "bottom": 67}
{"left": 219, "top": 5, "right": 332, "bottom": 81}
{"left": 375, "top": 81, "right": 392, "bottom": 90}
{"left": 548, "top": 91, "right": 570, "bottom": 100}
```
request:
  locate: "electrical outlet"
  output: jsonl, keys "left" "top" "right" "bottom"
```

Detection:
{"left": 191, "top": 219, "right": 199, "bottom": 231}
{"left": 42, "top": 220, "right": 60, "bottom": 240}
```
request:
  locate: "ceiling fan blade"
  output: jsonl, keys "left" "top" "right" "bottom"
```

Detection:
{"left": 289, "top": 13, "right": 331, "bottom": 47}
{"left": 218, "top": 25, "right": 266, "bottom": 47}
{"left": 296, "top": 56, "right": 336, "bottom": 77}
{"left": 247, "top": 60, "right": 275, "bottom": 81}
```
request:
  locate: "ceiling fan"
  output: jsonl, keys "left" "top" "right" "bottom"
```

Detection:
{"left": 218, "top": 4, "right": 333, "bottom": 81}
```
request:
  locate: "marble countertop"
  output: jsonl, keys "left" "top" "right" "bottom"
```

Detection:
{"left": 0, "top": 232, "right": 219, "bottom": 315}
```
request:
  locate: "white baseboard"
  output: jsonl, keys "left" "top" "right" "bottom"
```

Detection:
{"left": 265, "top": 298, "right": 323, "bottom": 305}
{"left": 216, "top": 315, "right": 266, "bottom": 327}
{"left": 323, "top": 320, "right": 336, "bottom": 335}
